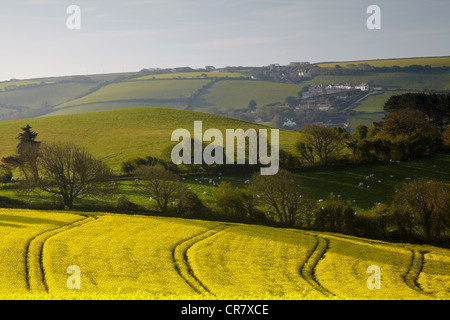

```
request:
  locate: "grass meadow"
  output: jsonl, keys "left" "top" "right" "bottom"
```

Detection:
{"left": 43, "top": 101, "right": 188, "bottom": 117}
{"left": 0, "top": 80, "right": 55, "bottom": 91}
{"left": 191, "top": 80, "right": 303, "bottom": 111}
{"left": 352, "top": 91, "right": 403, "bottom": 113}
{"left": 316, "top": 56, "right": 450, "bottom": 68}
{"left": 346, "top": 90, "right": 408, "bottom": 132}
{"left": 132, "top": 71, "right": 248, "bottom": 80}
{"left": 0, "top": 82, "right": 99, "bottom": 112}
{"left": 54, "top": 80, "right": 212, "bottom": 109}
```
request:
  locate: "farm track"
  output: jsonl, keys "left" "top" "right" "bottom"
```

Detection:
{"left": 24, "top": 215, "right": 98, "bottom": 293}
{"left": 172, "top": 226, "right": 229, "bottom": 296}
{"left": 403, "top": 249, "right": 431, "bottom": 297}
{"left": 299, "top": 235, "right": 334, "bottom": 297}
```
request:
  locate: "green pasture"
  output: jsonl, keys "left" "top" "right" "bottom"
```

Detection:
{"left": 316, "top": 56, "right": 450, "bottom": 68}
{"left": 133, "top": 71, "right": 248, "bottom": 80}
{"left": 0, "top": 106, "right": 300, "bottom": 172}
{"left": 54, "top": 80, "right": 212, "bottom": 109}
{"left": 0, "top": 82, "right": 99, "bottom": 110}
{"left": 191, "top": 80, "right": 302, "bottom": 111}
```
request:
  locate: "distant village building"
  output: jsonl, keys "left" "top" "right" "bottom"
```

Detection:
{"left": 282, "top": 119, "right": 297, "bottom": 128}
{"left": 301, "top": 92, "right": 314, "bottom": 99}
{"left": 170, "top": 67, "right": 194, "bottom": 73}
{"left": 298, "top": 70, "right": 312, "bottom": 78}
{"left": 295, "top": 104, "right": 310, "bottom": 110}
{"left": 269, "top": 64, "right": 280, "bottom": 71}
{"left": 355, "top": 83, "right": 369, "bottom": 91}
{"left": 325, "top": 86, "right": 341, "bottom": 95}
{"left": 325, "top": 83, "right": 352, "bottom": 94}
{"left": 302, "top": 85, "right": 324, "bottom": 98}
{"left": 318, "top": 104, "right": 333, "bottom": 111}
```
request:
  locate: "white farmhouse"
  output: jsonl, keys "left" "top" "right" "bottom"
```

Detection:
{"left": 282, "top": 119, "right": 297, "bottom": 127}
{"left": 355, "top": 83, "right": 369, "bottom": 91}
{"left": 298, "top": 70, "right": 312, "bottom": 78}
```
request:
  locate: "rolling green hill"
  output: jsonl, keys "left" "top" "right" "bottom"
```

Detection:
{"left": 132, "top": 71, "right": 248, "bottom": 80}
{"left": 0, "top": 57, "right": 448, "bottom": 132}
{"left": 0, "top": 106, "right": 300, "bottom": 171}
{"left": 53, "top": 79, "right": 212, "bottom": 110}
{"left": 48, "top": 78, "right": 304, "bottom": 115}
{"left": 0, "top": 82, "right": 101, "bottom": 119}
{"left": 190, "top": 79, "right": 302, "bottom": 112}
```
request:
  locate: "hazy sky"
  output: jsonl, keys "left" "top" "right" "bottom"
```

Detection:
{"left": 0, "top": 0, "right": 449, "bottom": 81}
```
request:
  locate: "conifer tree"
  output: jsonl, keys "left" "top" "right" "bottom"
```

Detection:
{"left": 17, "top": 124, "right": 40, "bottom": 154}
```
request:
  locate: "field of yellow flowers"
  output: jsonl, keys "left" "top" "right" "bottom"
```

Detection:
{"left": 0, "top": 209, "right": 448, "bottom": 300}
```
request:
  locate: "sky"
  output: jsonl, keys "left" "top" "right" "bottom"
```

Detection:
{"left": 0, "top": 0, "right": 449, "bottom": 81}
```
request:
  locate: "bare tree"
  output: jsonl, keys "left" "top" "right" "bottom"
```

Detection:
{"left": 393, "top": 180, "right": 450, "bottom": 240}
{"left": 250, "top": 169, "right": 314, "bottom": 226}
{"left": 133, "top": 166, "right": 187, "bottom": 213}
{"left": 23, "top": 142, "right": 116, "bottom": 209}
{"left": 301, "top": 124, "right": 346, "bottom": 165}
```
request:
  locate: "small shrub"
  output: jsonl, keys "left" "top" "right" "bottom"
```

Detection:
{"left": 0, "top": 196, "right": 27, "bottom": 208}
{"left": 214, "top": 182, "right": 247, "bottom": 219}
{"left": 175, "top": 190, "right": 209, "bottom": 217}
{"left": 117, "top": 196, "right": 143, "bottom": 212}
{"left": 313, "top": 194, "right": 355, "bottom": 234}
{"left": 0, "top": 166, "right": 12, "bottom": 183}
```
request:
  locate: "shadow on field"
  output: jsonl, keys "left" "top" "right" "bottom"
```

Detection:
{"left": 0, "top": 221, "right": 26, "bottom": 228}
{"left": 0, "top": 214, "right": 68, "bottom": 226}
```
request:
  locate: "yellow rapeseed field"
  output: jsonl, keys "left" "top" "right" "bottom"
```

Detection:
{"left": 0, "top": 209, "right": 448, "bottom": 300}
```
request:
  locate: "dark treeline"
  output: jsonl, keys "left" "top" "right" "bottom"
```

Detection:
{"left": 310, "top": 64, "right": 450, "bottom": 76}
{"left": 243, "top": 62, "right": 450, "bottom": 84}
{"left": 383, "top": 92, "right": 450, "bottom": 133}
